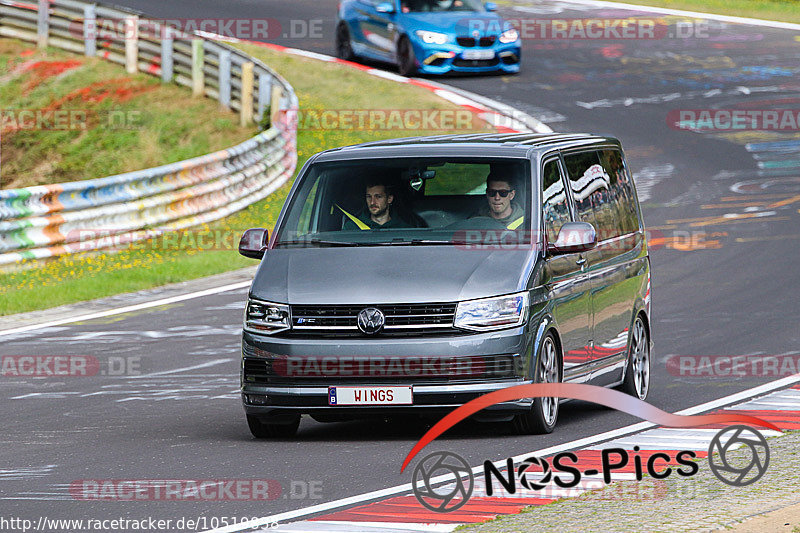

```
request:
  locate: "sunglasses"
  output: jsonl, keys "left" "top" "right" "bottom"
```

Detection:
{"left": 486, "top": 189, "right": 512, "bottom": 198}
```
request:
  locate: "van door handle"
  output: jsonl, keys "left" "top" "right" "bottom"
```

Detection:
{"left": 576, "top": 258, "right": 586, "bottom": 266}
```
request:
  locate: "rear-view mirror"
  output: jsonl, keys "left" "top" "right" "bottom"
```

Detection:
{"left": 239, "top": 228, "right": 269, "bottom": 259}
{"left": 548, "top": 222, "right": 597, "bottom": 255}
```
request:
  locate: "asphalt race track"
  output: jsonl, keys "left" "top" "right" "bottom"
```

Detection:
{"left": 2, "top": 0, "right": 799, "bottom": 527}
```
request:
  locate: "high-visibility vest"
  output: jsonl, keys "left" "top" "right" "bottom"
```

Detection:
{"left": 507, "top": 216, "right": 524, "bottom": 230}
{"left": 336, "top": 204, "right": 370, "bottom": 230}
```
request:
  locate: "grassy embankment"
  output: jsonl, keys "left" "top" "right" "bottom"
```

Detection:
{"left": 0, "top": 40, "right": 491, "bottom": 315}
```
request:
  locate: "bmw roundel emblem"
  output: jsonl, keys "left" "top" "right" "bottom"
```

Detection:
{"left": 357, "top": 307, "right": 385, "bottom": 334}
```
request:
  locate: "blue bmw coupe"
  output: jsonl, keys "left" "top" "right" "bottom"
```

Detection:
{"left": 335, "top": 0, "right": 520, "bottom": 76}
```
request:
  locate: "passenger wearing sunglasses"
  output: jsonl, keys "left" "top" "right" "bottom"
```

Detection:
{"left": 472, "top": 173, "right": 525, "bottom": 230}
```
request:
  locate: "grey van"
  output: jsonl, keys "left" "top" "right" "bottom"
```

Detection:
{"left": 238, "top": 133, "right": 652, "bottom": 438}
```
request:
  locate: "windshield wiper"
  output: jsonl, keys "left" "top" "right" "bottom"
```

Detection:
{"left": 409, "top": 239, "right": 459, "bottom": 245}
{"left": 274, "top": 238, "right": 466, "bottom": 247}
{"left": 274, "top": 239, "right": 361, "bottom": 247}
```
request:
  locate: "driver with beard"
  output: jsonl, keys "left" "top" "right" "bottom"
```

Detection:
{"left": 341, "top": 180, "right": 413, "bottom": 230}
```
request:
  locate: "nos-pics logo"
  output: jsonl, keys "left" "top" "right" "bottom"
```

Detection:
{"left": 412, "top": 426, "right": 769, "bottom": 513}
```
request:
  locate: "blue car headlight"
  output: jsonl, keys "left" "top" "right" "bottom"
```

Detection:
{"left": 415, "top": 30, "right": 448, "bottom": 45}
{"left": 454, "top": 291, "right": 529, "bottom": 331}
{"left": 499, "top": 28, "right": 519, "bottom": 44}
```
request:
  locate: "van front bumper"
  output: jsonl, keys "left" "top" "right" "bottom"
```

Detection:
{"left": 241, "top": 325, "right": 536, "bottom": 419}
{"left": 242, "top": 379, "right": 534, "bottom": 419}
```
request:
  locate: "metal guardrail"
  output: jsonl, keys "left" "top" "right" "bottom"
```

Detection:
{"left": 0, "top": 0, "right": 298, "bottom": 265}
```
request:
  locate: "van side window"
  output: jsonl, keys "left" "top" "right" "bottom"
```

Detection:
{"left": 541, "top": 159, "right": 570, "bottom": 243}
{"left": 562, "top": 151, "right": 601, "bottom": 230}
{"left": 296, "top": 180, "right": 320, "bottom": 235}
{"left": 599, "top": 149, "right": 639, "bottom": 235}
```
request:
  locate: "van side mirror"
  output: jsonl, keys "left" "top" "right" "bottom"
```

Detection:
{"left": 375, "top": 2, "right": 395, "bottom": 13}
{"left": 548, "top": 222, "right": 597, "bottom": 255}
{"left": 485, "top": 2, "right": 498, "bottom": 11}
{"left": 239, "top": 228, "right": 268, "bottom": 259}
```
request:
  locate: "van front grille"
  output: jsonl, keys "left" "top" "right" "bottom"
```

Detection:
{"left": 284, "top": 303, "right": 458, "bottom": 337}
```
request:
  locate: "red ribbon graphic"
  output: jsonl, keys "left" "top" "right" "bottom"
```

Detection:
{"left": 401, "top": 383, "right": 780, "bottom": 472}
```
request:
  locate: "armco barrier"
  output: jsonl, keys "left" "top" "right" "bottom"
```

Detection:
{"left": 0, "top": 0, "right": 298, "bottom": 265}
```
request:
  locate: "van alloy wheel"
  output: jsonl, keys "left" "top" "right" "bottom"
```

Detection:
{"left": 513, "top": 333, "right": 560, "bottom": 434}
{"left": 620, "top": 316, "right": 650, "bottom": 401}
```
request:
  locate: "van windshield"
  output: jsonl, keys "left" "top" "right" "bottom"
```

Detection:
{"left": 274, "top": 157, "right": 532, "bottom": 247}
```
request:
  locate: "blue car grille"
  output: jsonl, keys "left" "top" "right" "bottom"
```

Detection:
{"left": 453, "top": 57, "right": 500, "bottom": 68}
{"left": 456, "top": 36, "right": 496, "bottom": 47}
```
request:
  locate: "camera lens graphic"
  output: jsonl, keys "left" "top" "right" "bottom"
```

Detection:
{"left": 708, "top": 425, "right": 770, "bottom": 486}
{"left": 517, "top": 456, "right": 552, "bottom": 491}
{"left": 412, "top": 451, "right": 474, "bottom": 513}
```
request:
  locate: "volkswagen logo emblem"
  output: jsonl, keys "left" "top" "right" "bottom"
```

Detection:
{"left": 472, "top": 30, "right": 479, "bottom": 38}
{"left": 357, "top": 307, "right": 385, "bottom": 334}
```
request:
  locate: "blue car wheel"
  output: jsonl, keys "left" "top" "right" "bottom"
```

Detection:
{"left": 336, "top": 23, "right": 355, "bottom": 61}
{"left": 397, "top": 36, "right": 417, "bottom": 77}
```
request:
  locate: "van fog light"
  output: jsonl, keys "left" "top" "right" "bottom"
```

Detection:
{"left": 247, "top": 394, "right": 269, "bottom": 405}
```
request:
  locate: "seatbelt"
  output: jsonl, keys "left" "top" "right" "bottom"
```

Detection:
{"left": 507, "top": 216, "right": 524, "bottom": 230}
{"left": 336, "top": 204, "right": 370, "bottom": 230}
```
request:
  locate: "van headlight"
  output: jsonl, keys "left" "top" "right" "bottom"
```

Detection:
{"left": 499, "top": 28, "right": 519, "bottom": 43}
{"left": 244, "top": 299, "right": 291, "bottom": 334}
{"left": 415, "top": 30, "right": 448, "bottom": 45}
{"left": 454, "top": 292, "right": 529, "bottom": 331}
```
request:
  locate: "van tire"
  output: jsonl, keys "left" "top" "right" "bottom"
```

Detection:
{"left": 247, "top": 414, "right": 300, "bottom": 438}
{"left": 619, "top": 315, "right": 650, "bottom": 401}
{"left": 513, "top": 332, "right": 561, "bottom": 435}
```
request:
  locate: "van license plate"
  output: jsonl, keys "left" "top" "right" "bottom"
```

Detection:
{"left": 461, "top": 49, "right": 495, "bottom": 60}
{"left": 328, "top": 386, "right": 412, "bottom": 406}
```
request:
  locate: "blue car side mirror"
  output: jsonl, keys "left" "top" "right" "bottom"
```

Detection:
{"left": 485, "top": 2, "right": 497, "bottom": 11}
{"left": 376, "top": 2, "right": 395, "bottom": 13}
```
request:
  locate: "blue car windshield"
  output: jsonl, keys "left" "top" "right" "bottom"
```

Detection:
{"left": 401, "top": 0, "right": 484, "bottom": 12}
{"left": 274, "top": 157, "right": 533, "bottom": 247}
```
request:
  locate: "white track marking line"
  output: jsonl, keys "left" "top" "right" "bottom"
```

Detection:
{"left": 0, "top": 281, "right": 250, "bottom": 337}
{"left": 127, "top": 359, "right": 230, "bottom": 379}
{"left": 558, "top": 0, "right": 800, "bottom": 31}
{"left": 205, "top": 373, "right": 800, "bottom": 533}
{"left": 274, "top": 522, "right": 458, "bottom": 532}
{"left": 283, "top": 48, "right": 339, "bottom": 62}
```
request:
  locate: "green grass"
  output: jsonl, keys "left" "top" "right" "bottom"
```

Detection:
{"left": 565, "top": 0, "right": 800, "bottom": 24}
{"left": 0, "top": 39, "right": 256, "bottom": 189}
{"left": 0, "top": 41, "right": 491, "bottom": 316}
